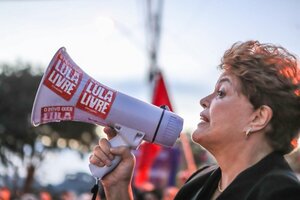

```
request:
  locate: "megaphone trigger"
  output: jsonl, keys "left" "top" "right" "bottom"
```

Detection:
{"left": 113, "top": 124, "right": 145, "bottom": 149}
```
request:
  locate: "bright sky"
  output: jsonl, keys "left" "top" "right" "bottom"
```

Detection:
{"left": 1, "top": 0, "right": 300, "bottom": 185}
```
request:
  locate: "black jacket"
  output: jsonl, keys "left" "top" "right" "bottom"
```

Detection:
{"left": 174, "top": 152, "right": 300, "bottom": 200}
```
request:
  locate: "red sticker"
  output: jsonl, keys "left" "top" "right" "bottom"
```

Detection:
{"left": 43, "top": 53, "right": 83, "bottom": 101}
{"left": 76, "top": 79, "right": 116, "bottom": 119}
{"left": 41, "top": 106, "right": 74, "bottom": 123}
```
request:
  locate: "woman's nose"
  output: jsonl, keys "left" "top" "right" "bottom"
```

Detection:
{"left": 200, "top": 95, "right": 211, "bottom": 108}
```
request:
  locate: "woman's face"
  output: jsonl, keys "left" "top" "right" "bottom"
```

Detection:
{"left": 192, "top": 72, "right": 255, "bottom": 148}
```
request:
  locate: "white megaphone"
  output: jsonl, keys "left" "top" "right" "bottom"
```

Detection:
{"left": 31, "top": 47, "right": 184, "bottom": 180}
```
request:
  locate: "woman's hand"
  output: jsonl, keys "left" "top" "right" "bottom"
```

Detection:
{"left": 89, "top": 126, "right": 135, "bottom": 199}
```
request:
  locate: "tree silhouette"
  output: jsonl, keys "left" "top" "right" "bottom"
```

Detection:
{"left": 0, "top": 63, "right": 98, "bottom": 193}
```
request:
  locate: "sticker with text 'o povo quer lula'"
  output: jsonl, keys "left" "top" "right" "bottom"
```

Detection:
{"left": 41, "top": 106, "right": 74, "bottom": 123}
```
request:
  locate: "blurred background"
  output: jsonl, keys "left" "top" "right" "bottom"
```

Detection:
{"left": 0, "top": 0, "right": 300, "bottom": 199}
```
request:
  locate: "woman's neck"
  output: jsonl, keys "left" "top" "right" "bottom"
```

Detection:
{"left": 212, "top": 137, "right": 273, "bottom": 191}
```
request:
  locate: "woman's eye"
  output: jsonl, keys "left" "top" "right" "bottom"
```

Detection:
{"left": 217, "top": 90, "right": 225, "bottom": 98}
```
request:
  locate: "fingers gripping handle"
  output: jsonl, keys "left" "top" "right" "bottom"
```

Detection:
{"left": 89, "top": 135, "right": 124, "bottom": 179}
{"left": 89, "top": 124, "right": 145, "bottom": 179}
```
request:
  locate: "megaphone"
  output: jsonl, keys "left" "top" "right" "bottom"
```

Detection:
{"left": 31, "top": 47, "right": 184, "bottom": 179}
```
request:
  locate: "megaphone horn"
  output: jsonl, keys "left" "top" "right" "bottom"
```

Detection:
{"left": 31, "top": 47, "right": 184, "bottom": 179}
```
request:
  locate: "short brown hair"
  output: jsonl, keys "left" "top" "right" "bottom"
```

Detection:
{"left": 220, "top": 40, "right": 300, "bottom": 154}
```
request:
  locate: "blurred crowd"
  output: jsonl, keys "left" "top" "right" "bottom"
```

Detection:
{"left": 0, "top": 188, "right": 96, "bottom": 200}
{"left": 0, "top": 185, "right": 179, "bottom": 200}
{"left": 1, "top": 148, "right": 300, "bottom": 200}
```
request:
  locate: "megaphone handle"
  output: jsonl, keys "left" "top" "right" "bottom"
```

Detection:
{"left": 89, "top": 134, "right": 127, "bottom": 179}
{"left": 89, "top": 125, "right": 145, "bottom": 179}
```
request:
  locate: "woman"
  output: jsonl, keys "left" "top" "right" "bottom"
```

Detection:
{"left": 89, "top": 40, "right": 300, "bottom": 200}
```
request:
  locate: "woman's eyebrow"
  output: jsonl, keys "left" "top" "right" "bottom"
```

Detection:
{"left": 215, "top": 77, "right": 232, "bottom": 89}
{"left": 213, "top": 77, "right": 234, "bottom": 92}
{"left": 218, "top": 77, "right": 231, "bottom": 85}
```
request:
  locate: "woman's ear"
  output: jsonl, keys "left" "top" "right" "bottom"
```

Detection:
{"left": 250, "top": 105, "right": 273, "bottom": 132}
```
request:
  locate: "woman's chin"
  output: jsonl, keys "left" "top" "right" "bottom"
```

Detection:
{"left": 192, "top": 128, "right": 206, "bottom": 143}
{"left": 193, "top": 122, "right": 214, "bottom": 143}
{"left": 194, "top": 122, "right": 208, "bottom": 134}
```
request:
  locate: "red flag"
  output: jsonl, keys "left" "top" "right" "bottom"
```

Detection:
{"left": 151, "top": 71, "right": 173, "bottom": 112}
{"left": 134, "top": 71, "right": 174, "bottom": 188}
